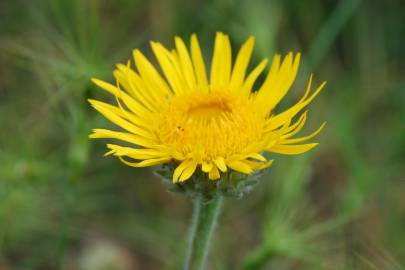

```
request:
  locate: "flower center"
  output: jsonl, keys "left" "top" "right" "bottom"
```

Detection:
{"left": 157, "top": 90, "right": 264, "bottom": 161}
{"left": 188, "top": 100, "right": 231, "bottom": 119}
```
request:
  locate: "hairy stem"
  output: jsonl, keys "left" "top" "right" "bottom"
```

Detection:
{"left": 183, "top": 195, "right": 223, "bottom": 270}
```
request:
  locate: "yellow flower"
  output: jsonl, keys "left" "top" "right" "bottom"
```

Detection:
{"left": 89, "top": 32, "right": 326, "bottom": 183}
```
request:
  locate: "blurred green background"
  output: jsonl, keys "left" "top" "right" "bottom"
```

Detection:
{"left": 0, "top": 0, "right": 404, "bottom": 269}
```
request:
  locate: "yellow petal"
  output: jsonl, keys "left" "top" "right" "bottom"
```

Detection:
{"left": 278, "top": 111, "right": 308, "bottom": 136}
{"left": 173, "top": 160, "right": 198, "bottom": 182}
{"left": 106, "top": 144, "right": 167, "bottom": 159}
{"left": 150, "top": 41, "right": 187, "bottom": 95}
{"left": 173, "top": 160, "right": 188, "bottom": 182}
{"left": 245, "top": 153, "right": 267, "bottom": 162}
{"left": 258, "top": 54, "right": 281, "bottom": 93}
{"left": 210, "top": 32, "right": 223, "bottom": 89}
{"left": 175, "top": 36, "right": 197, "bottom": 89}
{"left": 190, "top": 34, "right": 208, "bottom": 89}
{"left": 243, "top": 159, "right": 274, "bottom": 170}
{"left": 268, "top": 78, "right": 326, "bottom": 129}
{"left": 88, "top": 99, "right": 155, "bottom": 139}
{"left": 132, "top": 49, "right": 172, "bottom": 100}
{"left": 220, "top": 34, "right": 232, "bottom": 87}
{"left": 210, "top": 32, "right": 232, "bottom": 88}
{"left": 113, "top": 66, "right": 159, "bottom": 113}
{"left": 213, "top": 157, "right": 227, "bottom": 172}
{"left": 202, "top": 161, "right": 213, "bottom": 173}
{"left": 281, "top": 122, "right": 326, "bottom": 144}
{"left": 243, "top": 58, "right": 268, "bottom": 94}
{"left": 89, "top": 129, "right": 155, "bottom": 148}
{"left": 255, "top": 53, "right": 301, "bottom": 113}
{"left": 118, "top": 156, "right": 171, "bottom": 167}
{"left": 264, "top": 53, "right": 300, "bottom": 110}
{"left": 226, "top": 160, "right": 253, "bottom": 174}
{"left": 230, "top": 36, "right": 255, "bottom": 89}
{"left": 178, "top": 161, "right": 198, "bottom": 182}
{"left": 269, "top": 143, "right": 319, "bottom": 155}
{"left": 208, "top": 165, "right": 220, "bottom": 180}
{"left": 91, "top": 78, "right": 153, "bottom": 118}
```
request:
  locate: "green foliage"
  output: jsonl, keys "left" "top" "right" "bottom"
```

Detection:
{"left": 0, "top": 0, "right": 404, "bottom": 269}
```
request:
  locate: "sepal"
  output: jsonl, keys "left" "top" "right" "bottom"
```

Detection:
{"left": 154, "top": 164, "right": 265, "bottom": 202}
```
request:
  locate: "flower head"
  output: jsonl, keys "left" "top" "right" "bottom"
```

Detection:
{"left": 89, "top": 33, "right": 326, "bottom": 183}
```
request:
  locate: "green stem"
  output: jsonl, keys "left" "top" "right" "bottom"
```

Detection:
{"left": 183, "top": 195, "right": 223, "bottom": 270}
